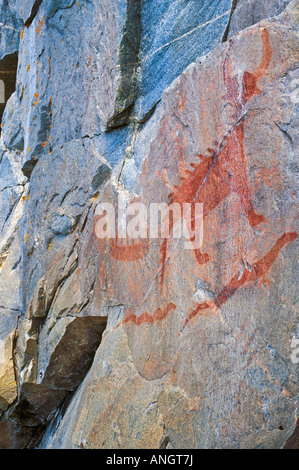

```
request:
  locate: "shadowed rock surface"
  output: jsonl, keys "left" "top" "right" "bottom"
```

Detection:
{"left": 0, "top": 0, "right": 298, "bottom": 449}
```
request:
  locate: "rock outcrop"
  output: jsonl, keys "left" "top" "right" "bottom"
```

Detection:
{"left": 0, "top": 0, "right": 298, "bottom": 449}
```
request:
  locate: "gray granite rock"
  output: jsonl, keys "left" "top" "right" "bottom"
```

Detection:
{"left": 134, "top": 0, "right": 234, "bottom": 121}
{"left": 17, "top": 0, "right": 128, "bottom": 175}
{"left": 228, "top": 0, "right": 292, "bottom": 38}
{"left": 46, "top": 2, "right": 299, "bottom": 449}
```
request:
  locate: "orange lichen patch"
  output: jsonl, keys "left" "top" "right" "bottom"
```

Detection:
{"left": 27, "top": 64, "right": 30, "bottom": 72}
{"left": 20, "top": 29, "right": 24, "bottom": 40}
{"left": 33, "top": 93, "right": 39, "bottom": 107}
{"left": 21, "top": 195, "right": 27, "bottom": 201}
{"left": 48, "top": 242, "right": 51, "bottom": 250}
{"left": 35, "top": 16, "right": 44, "bottom": 35}
{"left": 24, "top": 233, "right": 28, "bottom": 243}
{"left": 122, "top": 303, "right": 176, "bottom": 326}
{"left": 184, "top": 232, "right": 298, "bottom": 328}
{"left": 42, "top": 136, "right": 51, "bottom": 148}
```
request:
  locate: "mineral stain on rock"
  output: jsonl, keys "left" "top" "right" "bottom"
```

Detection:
{"left": 91, "top": 163, "right": 112, "bottom": 193}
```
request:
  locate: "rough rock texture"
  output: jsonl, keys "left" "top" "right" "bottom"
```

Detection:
{"left": 0, "top": 0, "right": 298, "bottom": 449}
{"left": 0, "top": 1, "right": 21, "bottom": 60}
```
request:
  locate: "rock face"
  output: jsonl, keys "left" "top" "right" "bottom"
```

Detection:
{"left": 0, "top": 0, "right": 298, "bottom": 449}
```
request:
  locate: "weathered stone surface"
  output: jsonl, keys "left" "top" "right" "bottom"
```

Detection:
{"left": 13, "top": 1, "right": 42, "bottom": 24}
{"left": 135, "top": 0, "right": 234, "bottom": 121}
{"left": 228, "top": 0, "right": 293, "bottom": 38}
{"left": 0, "top": 1, "right": 21, "bottom": 60}
{"left": 0, "top": 0, "right": 298, "bottom": 450}
{"left": 1, "top": 92, "right": 24, "bottom": 151}
{"left": 15, "top": 0, "right": 236, "bottom": 172}
{"left": 0, "top": 149, "right": 25, "bottom": 233}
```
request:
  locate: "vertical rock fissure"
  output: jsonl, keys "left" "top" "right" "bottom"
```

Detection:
{"left": 222, "top": 0, "right": 240, "bottom": 42}
{"left": 0, "top": 316, "right": 108, "bottom": 449}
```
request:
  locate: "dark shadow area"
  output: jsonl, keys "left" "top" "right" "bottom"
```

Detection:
{"left": 0, "top": 316, "right": 107, "bottom": 449}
